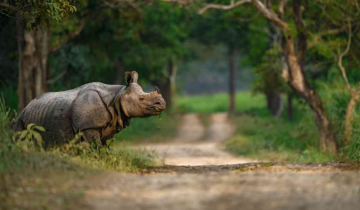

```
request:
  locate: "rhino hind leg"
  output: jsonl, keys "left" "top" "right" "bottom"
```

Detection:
{"left": 12, "top": 114, "right": 25, "bottom": 132}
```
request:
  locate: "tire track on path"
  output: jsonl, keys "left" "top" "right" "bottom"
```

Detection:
{"left": 139, "top": 113, "right": 254, "bottom": 166}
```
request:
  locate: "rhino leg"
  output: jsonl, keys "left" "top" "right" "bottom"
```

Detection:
{"left": 72, "top": 90, "right": 111, "bottom": 145}
{"left": 82, "top": 129, "right": 101, "bottom": 144}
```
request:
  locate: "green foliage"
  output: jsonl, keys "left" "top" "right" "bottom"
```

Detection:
{"left": 318, "top": 81, "right": 360, "bottom": 160}
{"left": 53, "top": 134, "right": 157, "bottom": 172}
{"left": 252, "top": 45, "right": 288, "bottom": 95}
{"left": 13, "top": 123, "right": 45, "bottom": 151}
{"left": 1, "top": 0, "right": 77, "bottom": 29}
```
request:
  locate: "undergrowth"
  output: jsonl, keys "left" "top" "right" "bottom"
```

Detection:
{"left": 225, "top": 114, "right": 336, "bottom": 163}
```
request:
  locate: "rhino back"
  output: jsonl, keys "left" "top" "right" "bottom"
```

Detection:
{"left": 20, "top": 90, "right": 79, "bottom": 145}
{"left": 16, "top": 82, "right": 125, "bottom": 146}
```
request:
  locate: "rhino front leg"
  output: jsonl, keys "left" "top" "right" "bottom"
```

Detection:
{"left": 82, "top": 129, "right": 101, "bottom": 145}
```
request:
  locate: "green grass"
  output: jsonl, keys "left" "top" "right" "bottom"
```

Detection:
{"left": 225, "top": 114, "right": 337, "bottom": 163}
{"left": 115, "top": 112, "right": 180, "bottom": 144}
{"left": 177, "top": 92, "right": 267, "bottom": 114}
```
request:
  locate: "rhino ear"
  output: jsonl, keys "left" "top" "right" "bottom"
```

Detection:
{"left": 131, "top": 71, "right": 138, "bottom": 84}
{"left": 124, "top": 72, "right": 132, "bottom": 85}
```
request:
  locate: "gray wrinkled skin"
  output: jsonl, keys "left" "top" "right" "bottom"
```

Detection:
{"left": 13, "top": 71, "right": 166, "bottom": 147}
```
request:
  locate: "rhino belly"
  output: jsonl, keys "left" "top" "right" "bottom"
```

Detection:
{"left": 21, "top": 93, "right": 76, "bottom": 146}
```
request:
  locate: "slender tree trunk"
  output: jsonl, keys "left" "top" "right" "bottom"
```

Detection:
{"left": 252, "top": 0, "right": 338, "bottom": 152}
{"left": 287, "top": 92, "right": 293, "bottom": 120}
{"left": 271, "top": 0, "right": 337, "bottom": 153}
{"left": 169, "top": 61, "right": 178, "bottom": 110}
{"left": 283, "top": 36, "right": 337, "bottom": 153}
{"left": 229, "top": 47, "right": 236, "bottom": 114}
{"left": 266, "top": 92, "right": 283, "bottom": 117}
{"left": 265, "top": 0, "right": 283, "bottom": 117}
{"left": 344, "top": 92, "right": 360, "bottom": 145}
{"left": 17, "top": 20, "right": 49, "bottom": 111}
{"left": 155, "top": 60, "right": 178, "bottom": 110}
{"left": 114, "top": 58, "right": 125, "bottom": 85}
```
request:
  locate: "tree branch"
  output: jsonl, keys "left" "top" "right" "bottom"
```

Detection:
{"left": 46, "top": 71, "right": 67, "bottom": 84}
{"left": 278, "top": 0, "right": 287, "bottom": 19}
{"left": 338, "top": 21, "right": 352, "bottom": 92}
{"left": 198, "top": 0, "right": 251, "bottom": 15}
{"left": 49, "top": 18, "right": 88, "bottom": 54}
{"left": 0, "top": 2, "right": 16, "bottom": 10}
{"left": 293, "top": 0, "right": 307, "bottom": 63}
{"left": 251, "top": 0, "right": 288, "bottom": 31}
{"left": 307, "top": 27, "right": 348, "bottom": 50}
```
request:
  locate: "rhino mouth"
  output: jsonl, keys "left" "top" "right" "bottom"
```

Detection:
{"left": 154, "top": 105, "right": 166, "bottom": 111}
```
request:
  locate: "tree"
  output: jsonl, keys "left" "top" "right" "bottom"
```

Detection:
{"left": 199, "top": 0, "right": 341, "bottom": 153}
{"left": 0, "top": 0, "right": 78, "bottom": 111}
{"left": 196, "top": 0, "right": 257, "bottom": 114}
{"left": 47, "top": 1, "right": 190, "bottom": 110}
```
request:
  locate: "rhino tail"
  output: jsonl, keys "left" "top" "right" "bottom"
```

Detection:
{"left": 12, "top": 111, "right": 25, "bottom": 132}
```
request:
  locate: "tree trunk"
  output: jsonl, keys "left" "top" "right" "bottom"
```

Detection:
{"left": 265, "top": 0, "right": 284, "bottom": 118}
{"left": 266, "top": 92, "right": 283, "bottom": 117}
{"left": 114, "top": 58, "right": 125, "bottom": 85}
{"left": 229, "top": 47, "right": 236, "bottom": 114}
{"left": 287, "top": 92, "right": 293, "bottom": 120}
{"left": 17, "top": 20, "right": 49, "bottom": 111}
{"left": 155, "top": 60, "right": 177, "bottom": 110}
{"left": 283, "top": 36, "right": 337, "bottom": 153}
{"left": 344, "top": 92, "right": 360, "bottom": 145}
{"left": 268, "top": 0, "right": 337, "bottom": 153}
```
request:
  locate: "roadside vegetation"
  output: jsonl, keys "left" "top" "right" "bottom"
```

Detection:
{"left": 177, "top": 91, "right": 360, "bottom": 163}
{"left": 115, "top": 113, "right": 180, "bottom": 144}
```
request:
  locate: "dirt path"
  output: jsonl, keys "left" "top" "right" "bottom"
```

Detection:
{"left": 76, "top": 113, "right": 360, "bottom": 210}
{"left": 139, "top": 113, "right": 254, "bottom": 165}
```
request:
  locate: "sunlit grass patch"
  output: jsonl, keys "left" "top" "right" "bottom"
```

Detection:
{"left": 225, "top": 114, "right": 337, "bottom": 163}
{"left": 177, "top": 92, "right": 266, "bottom": 114}
{"left": 60, "top": 142, "right": 158, "bottom": 172}
{"left": 115, "top": 112, "right": 180, "bottom": 143}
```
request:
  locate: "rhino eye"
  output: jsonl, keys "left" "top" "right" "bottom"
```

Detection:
{"left": 139, "top": 97, "right": 144, "bottom": 101}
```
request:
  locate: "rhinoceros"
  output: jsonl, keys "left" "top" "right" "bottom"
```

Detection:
{"left": 13, "top": 71, "right": 166, "bottom": 147}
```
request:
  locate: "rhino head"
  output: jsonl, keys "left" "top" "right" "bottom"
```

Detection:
{"left": 120, "top": 71, "right": 166, "bottom": 118}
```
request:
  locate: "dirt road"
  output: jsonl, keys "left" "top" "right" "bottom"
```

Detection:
{"left": 139, "top": 113, "right": 254, "bottom": 165}
{"left": 80, "top": 113, "right": 360, "bottom": 210}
